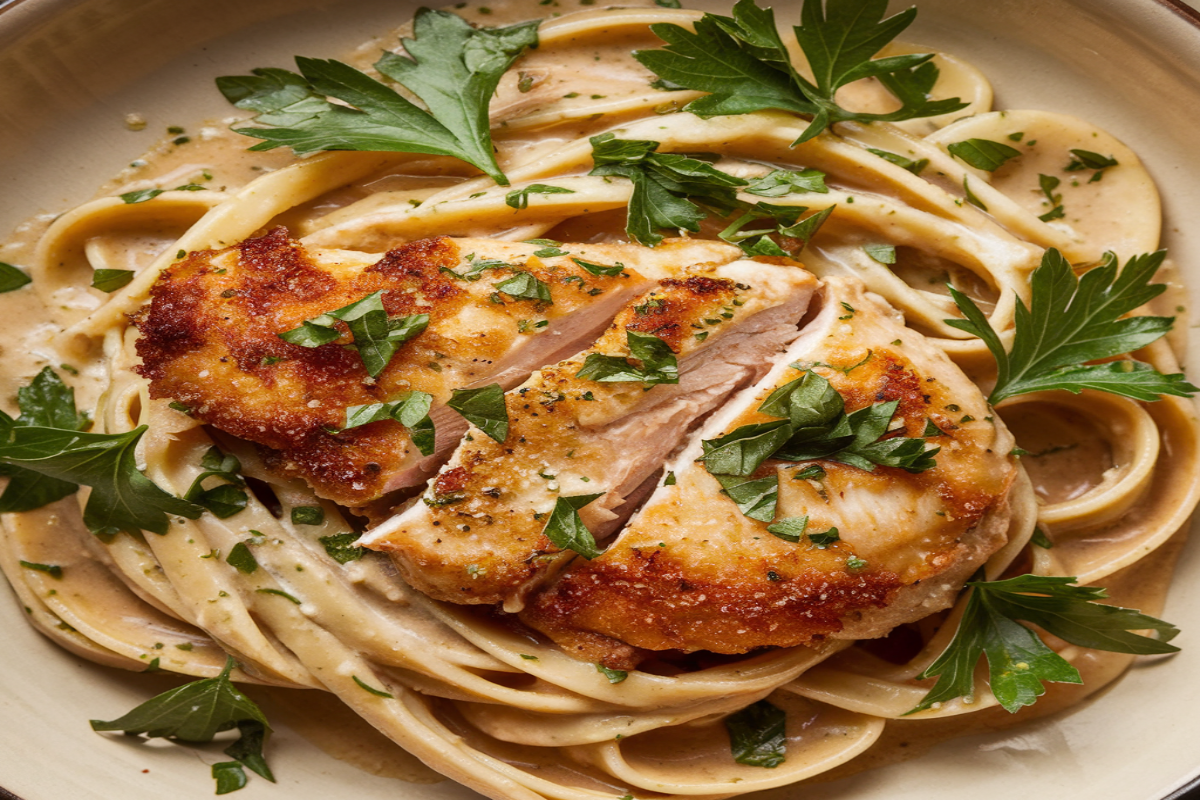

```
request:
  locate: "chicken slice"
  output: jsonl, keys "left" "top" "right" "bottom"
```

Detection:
{"left": 520, "top": 277, "right": 1022, "bottom": 668}
{"left": 360, "top": 261, "right": 819, "bottom": 609}
{"left": 134, "top": 228, "right": 742, "bottom": 505}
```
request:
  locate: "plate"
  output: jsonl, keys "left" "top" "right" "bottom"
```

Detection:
{"left": 1, "top": 0, "right": 1200, "bottom": 798}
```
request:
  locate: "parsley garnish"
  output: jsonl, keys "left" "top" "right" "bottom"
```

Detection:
{"left": 0, "top": 369, "right": 201, "bottom": 536}
{"left": 725, "top": 699, "right": 786, "bottom": 768}
{"left": 342, "top": 390, "right": 436, "bottom": 455}
{"left": 216, "top": 10, "right": 538, "bottom": 185}
{"left": 571, "top": 257, "right": 626, "bottom": 277}
{"left": 495, "top": 271, "right": 553, "bottom": 303}
{"left": 542, "top": 492, "right": 605, "bottom": 559}
{"left": 446, "top": 384, "right": 509, "bottom": 442}
{"left": 1065, "top": 149, "right": 1118, "bottom": 181}
{"left": 91, "top": 656, "right": 275, "bottom": 794}
{"left": 744, "top": 168, "right": 829, "bottom": 197}
{"left": 19, "top": 560, "right": 63, "bottom": 579}
{"left": 184, "top": 446, "right": 249, "bottom": 519}
{"left": 320, "top": 532, "right": 366, "bottom": 564}
{"left": 595, "top": 663, "right": 629, "bottom": 683}
{"left": 701, "top": 369, "right": 937, "bottom": 480}
{"left": 0, "top": 367, "right": 89, "bottom": 513}
{"left": 575, "top": 330, "right": 679, "bottom": 385}
{"left": 947, "top": 249, "right": 1197, "bottom": 404}
{"left": 278, "top": 291, "right": 428, "bottom": 378}
{"left": 290, "top": 505, "right": 324, "bottom": 525}
{"left": 1038, "top": 174, "right": 1065, "bottom": 221}
{"left": 946, "top": 138, "right": 1021, "bottom": 171}
{"left": 505, "top": 183, "right": 576, "bottom": 209}
{"left": 633, "top": 0, "right": 966, "bottom": 144}
{"left": 0, "top": 262, "right": 31, "bottom": 293}
{"left": 866, "top": 147, "right": 928, "bottom": 175}
{"left": 911, "top": 574, "right": 1179, "bottom": 714}
{"left": 226, "top": 542, "right": 259, "bottom": 574}
{"left": 765, "top": 515, "right": 807, "bottom": 543}
{"left": 863, "top": 244, "right": 896, "bottom": 265}
{"left": 715, "top": 474, "right": 779, "bottom": 522}
{"left": 91, "top": 269, "right": 135, "bottom": 292}
{"left": 588, "top": 133, "right": 744, "bottom": 246}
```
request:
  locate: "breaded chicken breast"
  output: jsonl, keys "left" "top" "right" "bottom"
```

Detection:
{"left": 519, "top": 278, "right": 1022, "bottom": 668}
{"left": 134, "top": 228, "right": 741, "bottom": 505}
{"left": 359, "top": 260, "right": 819, "bottom": 608}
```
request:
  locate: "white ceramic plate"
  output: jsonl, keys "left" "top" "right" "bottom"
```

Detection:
{"left": 2, "top": 0, "right": 1200, "bottom": 798}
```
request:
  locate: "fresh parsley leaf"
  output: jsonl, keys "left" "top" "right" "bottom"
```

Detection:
{"left": 866, "top": 147, "right": 928, "bottom": 175}
{"left": 1065, "top": 149, "right": 1118, "bottom": 173}
{"left": 766, "top": 515, "right": 807, "bottom": 543}
{"left": 0, "top": 262, "right": 32, "bottom": 293}
{"left": 319, "top": 532, "right": 365, "bottom": 564}
{"left": 725, "top": 699, "right": 786, "bottom": 768}
{"left": 343, "top": 390, "right": 436, "bottom": 455}
{"left": 278, "top": 291, "right": 429, "bottom": 378}
{"left": 1038, "top": 173, "right": 1064, "bottom": 222}
{"left": 744, "top": 168, "right": 829, "bottom": 197}
{"left": 699, "top": 420, "right": 794, "bottom": 477}
{"left": 961, "top": 175, "right": 987, "bottom": 210}
{"left": 495, "top": 271, "right": 553, "bottom": 303}
{"left": 217, "top": 10, "right": 539, "bottom": 185}
{"left": 19, "top": 560, "right": 63, "bottom": 579}
{"left": 777, "top": 205, "right": 835, "bottom": 246}
{"left": 91, "top": 656, "right": 275, "bottom": 792}
{"left": 1030, "top": 527, "right": 1054, "bottom": 549}
{"left": 0, "top": 368, "right": 89, "bottom": 513}
{"left": 947, "top": 248, "right": 1197, "bottom": 404}
{"left": 912, "top": 574, "right": 1179, "bottom": 714}
{"left": 447, "top": 384, "right": 509, "bottom": 442}
{"left": 808, "top": 526, "right": 840, "bottom": 548}
{"left": 91, "top": 269, "right": 135, "bottom": 292}
{"left": 863, "top": 244, "right": 896, "bottom": 264}
{"left": 595, "top": 663, "right": 629, "bottom": 683}
{"left": 120, "top": 188, "right": 165, "bottom": 204}
{"left": 353, "top": 675, "right": 394, "bottom": 698}
{"left": 715, "top": 474, "right": 778, "bottom": 522}
{"left": 0, "top": 424, "right": 202, "bottom": 537}
{"left": 575, "top": 330, "right": 679, "bottom": 385}
{"left": 589, "top": 133, "right": 745, "bottom": 246}
{"left": 212, "top": 762, "right": 248, "bottom": 795}
{"left": 542, "top": 492, "right": 606, "bottom": 559}
{"left": 571, "top": 257, "right": 626, "bottom": 277}
{"left": 505, "top": 183, "right": 576, "bottom": 209}
{"left": 15, "top": 366, "right": 90, "bottom": 431}
{"left": 946, "top": 138, "right": 1021, "bottom": 171}
{"left": 634, "top": 0, "right": 966, "bottom": 144}
{"left": 226, "top": 542, "right": 259, "bottom": 574}
{"left": 184, "top": 446, "right": 248, "bottom": 519}
{"left": 290, "top": 505, "right": 324, "bottom": 525}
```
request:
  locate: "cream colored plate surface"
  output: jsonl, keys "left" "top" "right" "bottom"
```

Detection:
{"left": 1, "top": 0, "right": 1199, "bottom": 798}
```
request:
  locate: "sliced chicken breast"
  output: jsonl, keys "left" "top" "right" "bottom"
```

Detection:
{"left": 360, "top": 261, "right": 819, "bottom": 608}
{"left": 520, "top": 277, "right": 1022, "bottom": 668}
{"left": 134, "top": 228, "right": 741, "bottom": 505}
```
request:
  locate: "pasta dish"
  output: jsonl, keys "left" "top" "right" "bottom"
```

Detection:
{"left": 1, "top": 0, "right": 1197, "bottom": 797}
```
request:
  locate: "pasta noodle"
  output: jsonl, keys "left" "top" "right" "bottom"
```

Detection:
{"left": 1, "top": 1, "right": 1197, "bottom": 798}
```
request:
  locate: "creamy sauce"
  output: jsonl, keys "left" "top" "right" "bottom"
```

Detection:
{"left": 0, "top": 1, "right": 1196, "bottom": 797}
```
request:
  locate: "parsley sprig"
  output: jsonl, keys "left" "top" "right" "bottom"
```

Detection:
{"left": 575, "top": 330, "right": 679, "bottom": 386}
{"left": 588, "top": 133, "right": 832, "bottom": 249}
{"left": 91, "top": 657, "right": 275, "bottom": 794}
{"left": 702, "top": 368, "right": 937, "bottom": 479}
{"left": 633, "top": 0, "right": 966, "bottom": 144}
{"left": 343, "top": 391, "right": 436, "bottom": 455}
{"left": 278, "top": 291, "right": 428, "bottom": 378}
{"left": 701, "top": 369, "right": 935, "bottom": 523}
{"left": 911, "top": 575, "right": 1179, "bottom": 714}
{"left": 216, "top": 9, "right": 539, "bottom": 185}
{"left": 948, "top": 249, "right": 1197, "bottom": 404}
{"left": 0, "top": 368, "right": 201, "bottom": 536}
